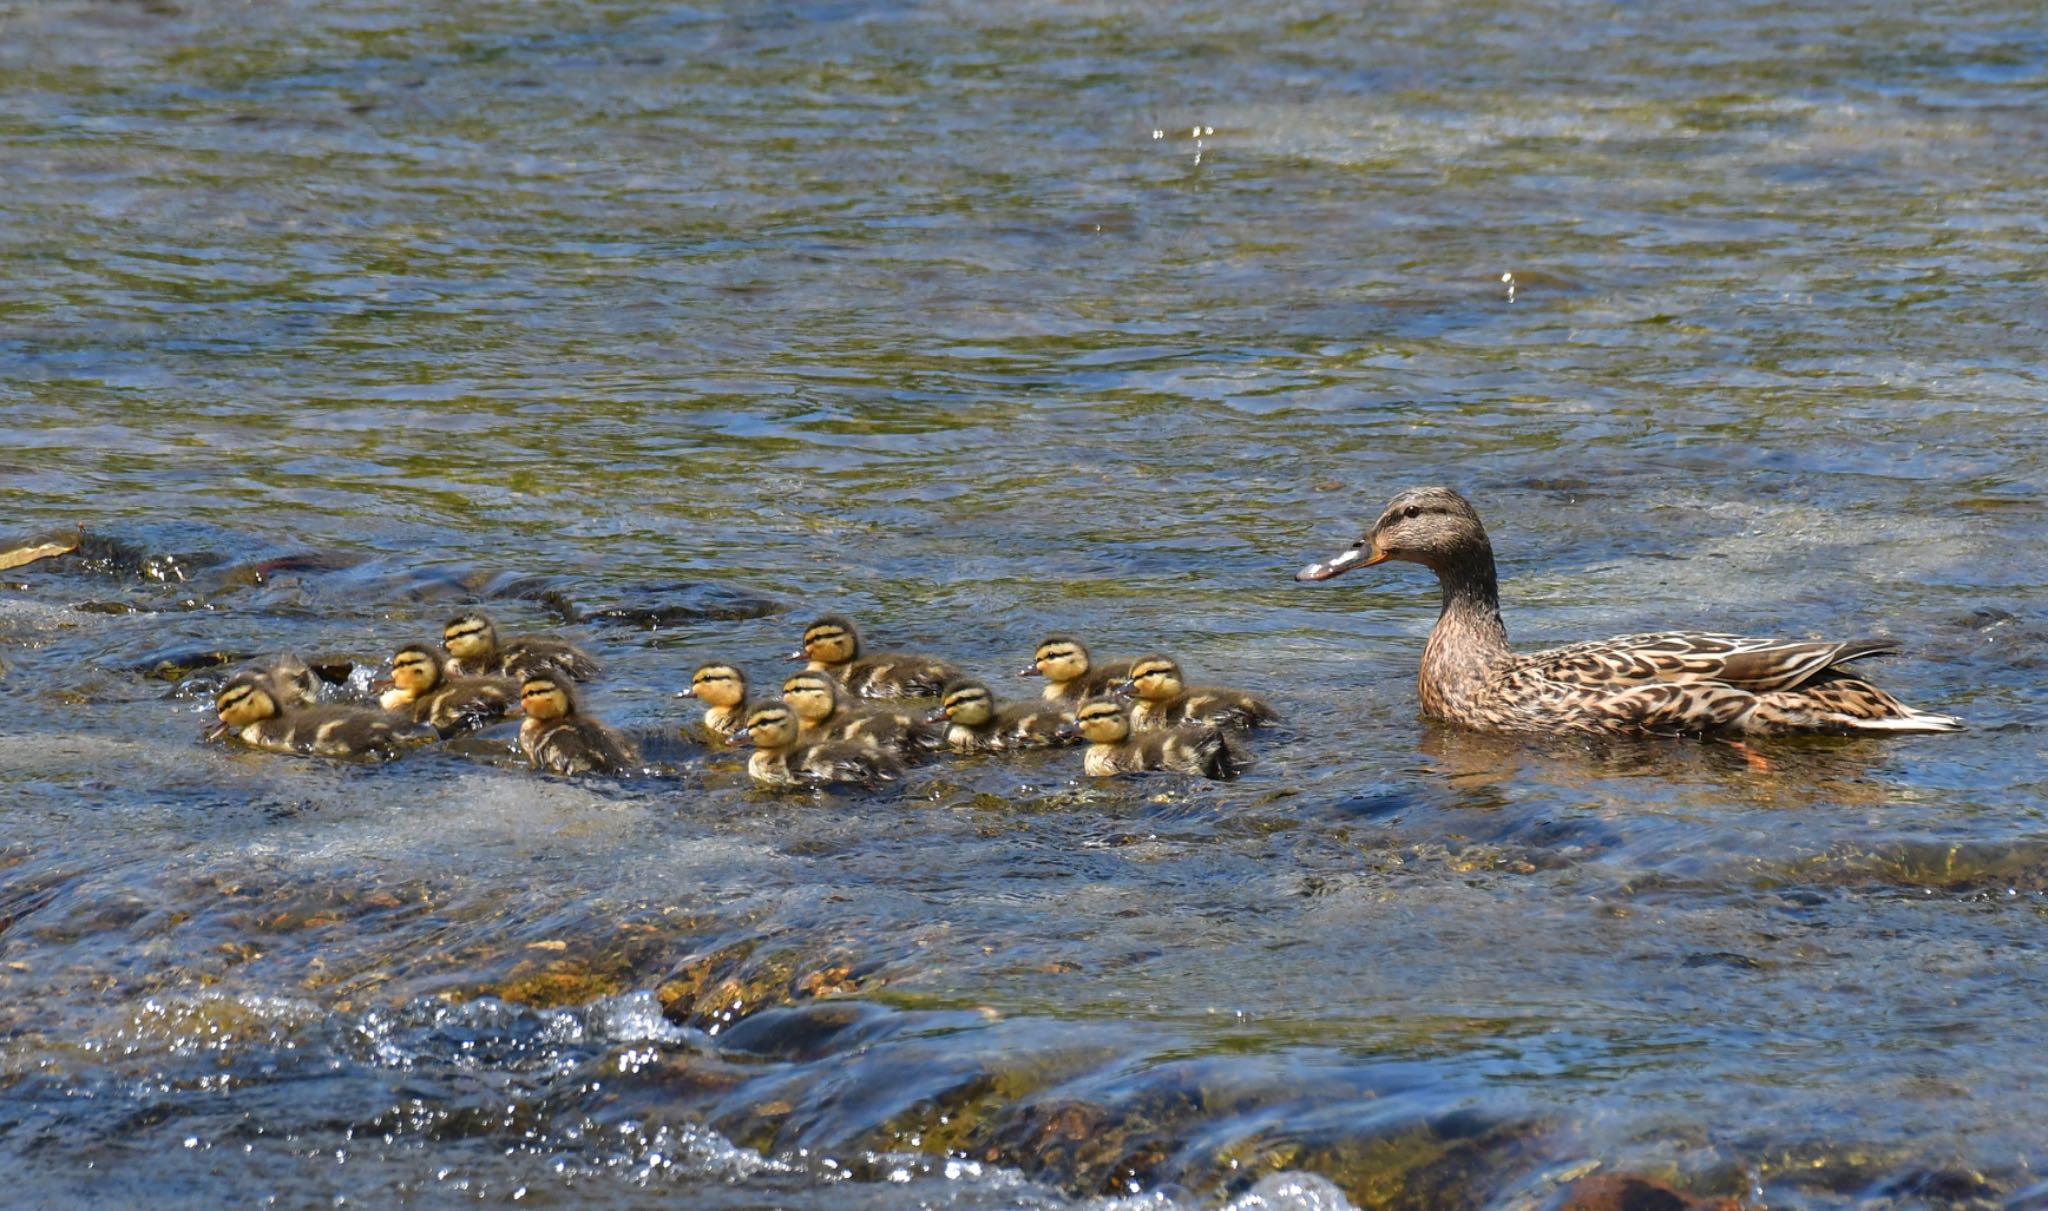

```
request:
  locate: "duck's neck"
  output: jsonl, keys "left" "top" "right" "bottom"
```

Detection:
{"left": 1419, "top": 554, "right": 1510, "bottom": 719}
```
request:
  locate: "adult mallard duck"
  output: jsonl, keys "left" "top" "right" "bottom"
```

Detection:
{"left": 1294, "top": 485, "right": 1963, "bottom": 737}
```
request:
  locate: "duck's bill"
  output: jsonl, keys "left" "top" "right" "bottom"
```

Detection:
{"left": 674, "top": 687, "right": 699, "bottom": 699}
{"left": 924, "top": 709, "right": 949, "bottom": 725}
{"left": 1294, "top": 545, "right": 1386, "bottom": 581}
{"left": 203, "top": 720, "right": 229, "bottom": 741}
{"left": 785, "top": 648, "right": 807, "bottom": 661}
{"left": 1016, "top": 664, "right": 1043, "bottom": 677}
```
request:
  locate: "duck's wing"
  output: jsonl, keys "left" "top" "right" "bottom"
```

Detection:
{"left": 1515, "top": 632, "right": 1897, "bottom": 693}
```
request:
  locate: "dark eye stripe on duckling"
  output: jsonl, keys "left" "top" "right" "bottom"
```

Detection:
{"left": 944, "top": 686, "right": 991, "bottom": 707}
{"left": 1077, "top": 702, "right": 1124, "bottom": 722}
{"left": 217, "top": 685, "right": 257, "bottom": 711}
{"left": 747, "top": 708, "right": 792, "bottom": 727}
{"left": 521, "top": 681, "right": 559, "bottom": 698}
{"left": 1035, "top": 644, "right": 1077, "bottom": 661}
{"left": 694, "top": 669, "right": 737, "bottom": 685}
{"left": 1130, "top": 661, "right": 1176, "bottom": 679}
{"left": 445, "top": 619, "right": 489, "bottom": 640}
{"left": 803, "top": 625, "right": 848, "bottom": 644}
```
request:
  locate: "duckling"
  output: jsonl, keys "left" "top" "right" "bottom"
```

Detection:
{"left": 929, "top": 677, "right": 1075, "bottom": 753}
{"left": 1120, "top": 655, "right": 1279, "bottom": 732}
{"left": 1019, "top": 635, "right": 1137, "bottom": 707}
{"left": 781, "top": 670, "right": 943, "bottom": 755}
{"left": 377, "top": 642, "right": 519, "bottom": 738}
{"left": 1058, "top": 697, "right": 1240, "bottom": 780}
{"left": 517, "top": 674, "right": 638, "bottom": 776}
{"left": 208, "top": 669, "right": 408, "bottom": 759}
{"left": 268, "top": 652, "right": 321, "bottom": 709}
{"left": 792, "top": 614, "right": 962, "bottom": 699}
{"left": 738, "top": 704, "right": 904, "bottom": 789}
{"left": 443, "top": 610, "right": 602, "bottom": 683}
{"left": 677, "top": 661, "right": 751, "bottom": 743}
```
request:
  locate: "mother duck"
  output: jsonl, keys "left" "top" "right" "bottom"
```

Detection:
{"left": 1295, "top": 486, "right": 1962, "bottom": 737}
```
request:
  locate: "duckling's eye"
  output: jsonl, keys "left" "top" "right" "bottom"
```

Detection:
{"left": 1403, "top": 505, "right": 1422, "bottom": 520}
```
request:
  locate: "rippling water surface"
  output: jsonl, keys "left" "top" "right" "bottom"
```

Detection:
{"left": 4, "top": 0, "right": 2047, "bottom": 1206}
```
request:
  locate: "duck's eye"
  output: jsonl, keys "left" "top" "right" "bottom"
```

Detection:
{"left": 1403, "top": 505, "right": 1422, "bottom": 519}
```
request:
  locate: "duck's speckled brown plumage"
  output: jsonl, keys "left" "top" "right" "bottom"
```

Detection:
{"left": 1296, "top": 486, "right": 1964, "bottom": 738}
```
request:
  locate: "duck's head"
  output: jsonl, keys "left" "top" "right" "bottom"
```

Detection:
{"left": 740, "top": 704, "right": 800, "bottom": 750}
{"left": 1062, "top": 697, "right": 1131, "bottom": 745}
{"left": 1021, "top": 635, "right": 1091, "bottom": 683}
{"left": 212, "top": 670, "right": 280, "bottom": 735}
{"left": 387, "top": 643, "right": 444, "bottom": 696}
{"left": 792, "top": 615, "right": 859, "bottom": 667}
{"left": 934, "top": 678, "right": 995, "bottom": 727}
{"left": 1295, "top": 486, "right": 1492, "bottom": 581}
{"left": 519, "top": 675, "right": 576, "bottom": 723}
{"left": 781, "top": 670, "right": 844, "bottom": 724}
{"left": 1121, "top": 655, "right": 1184, "bottom": 703}
{"left": 680, "top": 662, "right": 747, "bottom": 707}
{"left": 444, "top": 611, "right": 499, "bottom": 662}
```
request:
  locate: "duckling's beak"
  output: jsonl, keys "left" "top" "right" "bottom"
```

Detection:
{"left": 925, "top": 707, "right": 949, "bottom": 725}
{"left": 1114, "top": 679, "right": 1137, "bottom": 699}
{"left": 674, "top": 686, "right": 699, "bottom": 699}
{"left": 1294, "top": 540, "right": 1387, "bottom": 582}
{"left": 203, "top": 720, "right": 229, "bottom": 742}
{"left": 786, "top": 648, "right": 807, "bottom": 662}
{"left": 1053, "top": 721, "right": 1080, "bottom": 743}
{"left": 1017, "top": 663, "right": 1042, "bottom": 678}
{"left": 370, "top": 676, "right": 394, "bottom": 690}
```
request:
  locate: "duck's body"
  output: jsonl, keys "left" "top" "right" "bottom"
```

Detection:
{"left": 781, "top": 670, "right": 942, "bottom": 755}
{"left": 379, "top": 643, "right": 519, "bottom": 738}
{"left": 679, "top": 662, "right": 751, "bottom": 743}
{"left": 1295, "top": 486, "right": 1964, "bottom": 737}
{"left": 1121, "top": 656, "right": 1279, "bottom": 732}
{"left": 739, "top": 704, "right": 903, "bottom": 789}
{"left": 444, "top": 611, "right": 602, "bottom": 683}
{"left": 517, "top": 676, "right": 638, "bottom": 775}
{"left": 1061, "top": 698, "right": 1239, "bottom": 780}
{"left": 794, "top": 615, "right": 961, "bottom": 699}
{"left": 932, "top": 678, "right": 1074, "bottom": 752}
{"left": 1019, "top": 636, "right": 1136, "bottom": 708}
{"left": 211, "top": 670, "right": 407, "bottom": 759}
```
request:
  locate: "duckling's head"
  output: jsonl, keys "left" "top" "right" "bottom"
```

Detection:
{"left": 682, "top": 662, "right": 747, "bottom": 708}
{"left": 519, "top": 675, "right": 577, "bottom": 723}
{"left": 1295, "top": 486, "right": 1492, "bottom": 581}
{"left": 1071, "top": 697, "right": 1132, "bottom": 745}
{"left": 388, "top": 643, "right": 444, "bottom": 695}
{"left": 271, "top": 653, "right": 319, "bottom": 709}
{"left": 1123, "top": 655, "right": 1184, "bottom": 702}
{"left": 936, "top": 678, "right": 996, "bottom": 727}
{"left": 1022, "top": 635, "right": 1092, "bottom": 683}
{"left": 443, "top": 611, "right": 500, "bottom": 662}
{"left": 795, "top": 615, "right": 860, "bottom": 667}
{"left": 781, "top": 670, "right": 844, "bottom": 724}
{"left": 215, "top": 671, "right": 281, "bottom": 729}
{"left": 741, "top": 704, "right": 801, "bottom": 750}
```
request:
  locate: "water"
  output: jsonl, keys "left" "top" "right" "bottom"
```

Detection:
{"left": 3, "top": 0, "right": 2046, "bottom": 1206}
